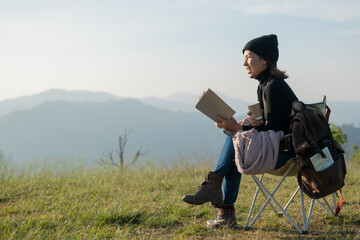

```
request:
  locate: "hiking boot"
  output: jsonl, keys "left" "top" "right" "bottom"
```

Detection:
{"left": 182, "top": 171, "right": 223, "bottom": 206}
{"left": 206, "top": 205, "right": 237, "bottom": 229}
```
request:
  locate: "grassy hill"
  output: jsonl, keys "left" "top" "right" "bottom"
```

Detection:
{"left": 0, "top": 153, "right": 359, "bottom": 239}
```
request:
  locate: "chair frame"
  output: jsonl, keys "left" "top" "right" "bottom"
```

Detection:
{"left": 244, "top": 159, "right": 337, "bottom": 234}
{"left": 244, "top": 96, "right": 338, "bottom": 234}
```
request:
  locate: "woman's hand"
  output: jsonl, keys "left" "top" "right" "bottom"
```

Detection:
{"left": 246, "top": 111, "right": 264, "bottom": 127}
{"left": 248, "top": 117, "right": 264, "bottom": 127}
{"left": 215, "top": 116, "right": 243, "bottom": 132}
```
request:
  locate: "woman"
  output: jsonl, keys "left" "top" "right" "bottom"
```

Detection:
{"left": 182, "top": 34, "right": 298, "bottom": 229}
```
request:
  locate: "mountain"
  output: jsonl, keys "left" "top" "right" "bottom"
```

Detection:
{"left": 0, "top": 89, "right": 250, "bottom": 117}
{"left": 0, "top": 89, "right": 359, "bottom": 167}
{"left": 4, "top": 89, "right": 358, "bottom": 126}
{"left": 140, "top": 96, "right": 196, "bottom": 113}
{"left": 141, "top": 92, "right": 250, "bottom": 115}
{"left": 326, "top": 101, "right": 360, "bottom": 127}
{"left": 341, "top": 124, "right": 360, "bottom": 153}
{"left": 165, "top": 92, "right": 199, "bottom": 103}
{"left": 0, "top": 98, "right": 225, "bottom": 166}
{"left": 0, "top": 89, "right": 122, "bottom": 117}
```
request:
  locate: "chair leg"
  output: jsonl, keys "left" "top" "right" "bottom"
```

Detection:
{"left": 300, "top": 189, "right": 307, "bottom": 229}
{"left": 332, "top": 193, "right": 336, "bottom": 211}
{"left": 245, "top": 174, "right": 281, "bottom": 230}
{"left": 245, "top": 162, "right": 315, "bottom": 234}
{"left": 305, "top": 198, "right": 315, "bottom": 232}
{"left": 249, "top": 175, "right": 304, "bottom": 234}
{"left": 315, "top": 194, "right": 336, "bottom": 216}
{"left": 249, "top": 162, "right": 297, "bottom": 220}
{"left": 284, "top": 186, "right": 300, "bottom": 212}
{"left": 300, "top": 190, "right": 338, "bottom": 233}
{"left": 245, "top": 176, "right": 261, "bottom": 230}
{"left": 254, "top": 175, "right": 280, "bottom": 214}
{"left": 299, "top": 189, "right": 314, "bottom": 233}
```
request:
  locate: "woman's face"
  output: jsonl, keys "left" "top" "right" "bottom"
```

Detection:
{"left": 243, "top": 50, "right": 268, "bottom": 79}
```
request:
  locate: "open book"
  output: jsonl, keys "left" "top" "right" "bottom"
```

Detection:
{"left": 195, "top": 88, "right": 236, "bottom": 123}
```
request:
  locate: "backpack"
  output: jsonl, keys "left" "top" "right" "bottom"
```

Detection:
{"left": 291, "top": 101, "right": 346, "bottom": 200}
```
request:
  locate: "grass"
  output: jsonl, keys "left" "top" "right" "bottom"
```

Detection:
{"left": 0, "top": 155, "right": 359, "bottom": 239}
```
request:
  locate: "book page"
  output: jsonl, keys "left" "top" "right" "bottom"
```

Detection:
{"left": 195, "top": 88, "right": 235, "bottom": 123}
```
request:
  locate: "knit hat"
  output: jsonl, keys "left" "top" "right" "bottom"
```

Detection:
{"left": 242, "top": 34, "right": 279, "bottom": 66}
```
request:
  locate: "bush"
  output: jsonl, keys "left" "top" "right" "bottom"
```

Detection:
{"left": 330, "top": 124, "right": 348, "bottom": 146}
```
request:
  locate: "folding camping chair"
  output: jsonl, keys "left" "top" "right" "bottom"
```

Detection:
{"left": 244, "top": 96, "right": 340, "bottom": 234}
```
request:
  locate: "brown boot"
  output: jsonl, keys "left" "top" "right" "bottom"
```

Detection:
{"left": 182, "top": 171, "right": 223, "bottom": 206}
{"left": 206, "top": 205, "right": 237, "bottom": 229}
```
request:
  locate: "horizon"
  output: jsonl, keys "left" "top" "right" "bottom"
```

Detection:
{"left": 1, "top": 0, "right": 360, "bottom": 103}
{"left": 0, "top": 86, "right": 358, "bottom": 165}
{"left": 1, "top": 88, "right": 360, "bottom": 104}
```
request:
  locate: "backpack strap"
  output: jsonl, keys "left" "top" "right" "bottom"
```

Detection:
{"left": 307, "top": 109, "right": 340, "bottom": 161}
{"left": 335, "top": 189, "right": 343, "bottom": 216}
{"left": 279, "top": 134, "right": 292, "bottom": 152}
{"left": 325, "top": 105, "right": 331, "bottom": 122}
{"left": 293, "top": 111, "right": 327, "bottom": 158}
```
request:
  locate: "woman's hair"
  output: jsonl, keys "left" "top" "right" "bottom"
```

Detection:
{"left": 268, "top": 62, "right": 288, "bottom": 79}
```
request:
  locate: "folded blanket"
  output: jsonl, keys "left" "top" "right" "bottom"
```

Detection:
{"left": 232, "top": 129, "right": 284, "bottom": 174}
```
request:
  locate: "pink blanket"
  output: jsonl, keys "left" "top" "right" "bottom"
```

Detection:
{"left": 232, "top": 129, "right": 284, "bottom": 174}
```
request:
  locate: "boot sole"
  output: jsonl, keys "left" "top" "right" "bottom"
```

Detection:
{"left": 182, "top": 196, "right": 207, "bottom": 205}
{"left": 182, "top": 196, "right": 223, "bottom": 206}
{"left": 206, "top": 221, "right": 238, "bottom": 230}
{"left": 210, "top": 199, "right": 223, "bottom": 206}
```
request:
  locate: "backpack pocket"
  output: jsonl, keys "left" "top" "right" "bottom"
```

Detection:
{"left": 298, "top": 156, "right": 345, "bottom": 199}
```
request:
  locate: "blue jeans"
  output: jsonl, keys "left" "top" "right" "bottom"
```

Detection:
{"left": 213, "top": 135, "right": 295, "bottom": 205}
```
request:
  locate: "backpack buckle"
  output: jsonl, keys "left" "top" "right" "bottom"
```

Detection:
{"left": 322, "top": 139, "right": 331, "bottom": 147}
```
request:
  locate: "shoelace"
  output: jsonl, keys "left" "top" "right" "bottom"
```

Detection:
{"left": 196, "top": 176, "right": 209, "bottom": 191}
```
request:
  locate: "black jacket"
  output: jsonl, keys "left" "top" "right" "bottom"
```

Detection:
{"left": 244, "top": 69, "right": 298, "bottom": 134}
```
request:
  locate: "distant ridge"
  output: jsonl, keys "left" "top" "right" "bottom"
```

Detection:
{"left": 141, "top": 92, "right": 250, "bottom": 114}
{"left": 0, "top": 98, "right": 224, "bottom": 165}
{"left": 0, "top": 89, "right": 122, "bottom": 117}
{"left": 0, "top": 89, "right": 359, "bottom": 126}
{"left": 0, "top": 89, "right": 358, "bottom": 166}
{"left": 165, "top": 92, "right": 199, "bottom": 103}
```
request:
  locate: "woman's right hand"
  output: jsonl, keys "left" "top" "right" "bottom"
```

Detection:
{"left": 215, "top": 116, "right": 243, "bottom": 132}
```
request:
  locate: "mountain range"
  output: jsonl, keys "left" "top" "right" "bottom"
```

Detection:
{"left": 0, "top": 89, "right": 358, "bottom": 167}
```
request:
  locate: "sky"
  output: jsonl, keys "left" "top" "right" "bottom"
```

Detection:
{"left": 0, "top": 0, "right": 360, "bottom": 103}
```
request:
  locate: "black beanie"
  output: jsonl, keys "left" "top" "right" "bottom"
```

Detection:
{"left": 242, "top": 34, "right": 279, "bottom": 66}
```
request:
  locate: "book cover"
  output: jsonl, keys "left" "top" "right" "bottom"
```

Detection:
{"left": 310, "top": 146, "right": 334, "bottom": 171}
{"left": 195, "top": 88, "right": 235, "bottom": 123}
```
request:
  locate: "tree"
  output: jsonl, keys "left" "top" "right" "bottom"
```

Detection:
{"left": 98, "top": 129, "right": 147, "bottom": 171}
{"left": 330, "top": 124, "right": 348, "bottom": 146}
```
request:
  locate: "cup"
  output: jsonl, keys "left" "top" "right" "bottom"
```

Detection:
{"left": 248, "top": 103, "right": 263, "bottom": 120}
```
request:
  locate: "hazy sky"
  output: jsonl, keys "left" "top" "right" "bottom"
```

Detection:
{"left": 0, "top": 0, "right": 359, "bottom": 103}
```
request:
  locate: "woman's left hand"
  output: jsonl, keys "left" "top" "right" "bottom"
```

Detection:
{"left": 248, "top": 117, "right": 264, "bottom": 127}
{"left": 246, "top": 110, "right": 264, "bottom": 127}
{"left": 215, "top": 116, "right": 243, "bottom": 132}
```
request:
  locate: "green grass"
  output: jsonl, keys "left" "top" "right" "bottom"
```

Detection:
{"left": 0, "top": 155, "right": 359, "bottom": 240}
